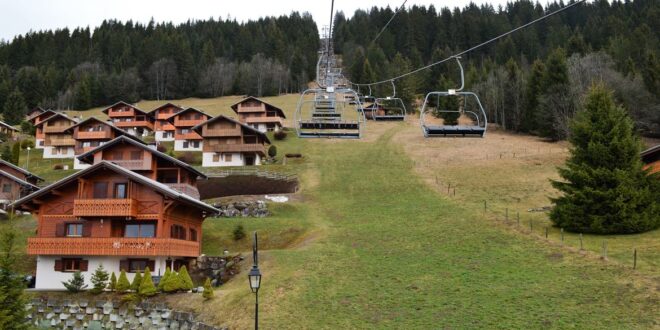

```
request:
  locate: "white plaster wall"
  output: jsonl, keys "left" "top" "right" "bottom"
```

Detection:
{"left": 35, "top": 256, "right": 170, "bottom": 290}
{"left": 73, "top": 158, "right": 92, "bottom": 170}
{"left": 35, "top": 139, "right": 45, "bottom": 149}
{"left": 201, "top": 153, "right": 262, "bottom": 167}
{"left": 174, "top": 140, "right": 203, "bottom": 152}
{"left": 43, "top": 146, "right": 75, "bottom": 159}
{"left": 155, "top": 131, "right": 175, "bottom": 142}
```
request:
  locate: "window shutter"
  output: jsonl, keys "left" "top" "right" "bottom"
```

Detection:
{"left": 147, "top": 260, "right": 155, "bottom": 272}
{"left": 55, "top": 223, "right": 66, "bottom": 237}
{"left": 82, "top": 223, "right": 92, "bottom": 237}
{"left": 119, "top": 260, "right": 129, "bottom": 272}
{"left": 80, "top": 260, "right": 89, "bottom": 271}
{"left": 54, "top": 259, "right": 63, "bottom": 271}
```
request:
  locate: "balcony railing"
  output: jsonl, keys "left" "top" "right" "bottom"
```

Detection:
{"left": 47, "top": 138, "right": 76, "bottom": 146}
{"left": 174, "top": 119, "right": 206, "bottom": 127}
{"left": 238, "top": 105, "right": 265, "bottom": 113}
{"left": 73, "top": 199, "right": 138, "bottom": 217}
{"left": 27, "top": 237, "right": 200, "bottom": 257}
{"left": 75, "top": 146, "right": 97, "bottom": 155}
{"left": 107, "top": 109, "right": 135, "bottom": 117}
{"left": 107, "top": 159, "right": 151, "bottom": 170}
{"left": 175, "top": 132, "right": 203, "bottom": 140}
{"left": 203, "top": 127, "right": 242, "bottom": 137}
{"left": 157, "top": 113, "right": 175, "bottom": 120}
{"left": 156, "top": 123, "right": 175, "bottom": 131}
{"left": 244, "top": 117, "right": 283, "bottom": 125}
{"left": 76, "top": 131, "right": 112, "bottom": 139}
{"left": 205, "top": 144, "right": 266, "bottom": 154}
{"left": 165, "top": 183, "right": 200, "bottom": 199}
{"left": 115, "top": 120, "right": 154, "bottom": 130}
{"left": 43, "top": 126, "right": 70, "bottom": 133}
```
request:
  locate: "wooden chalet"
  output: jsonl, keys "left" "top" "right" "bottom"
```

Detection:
{"left": 35, "top": 113, "right": 78, "bottom": 159}
{"left": 0, "top": 120, "right": 19, "bottom": 138}
{"left": 0, "top": 165, "right": 40, "bottom": 209}
{"left": 32, "top": 110, "right": 60, "bottom": 147}
{"left": 64, "top": 117, "right": 143, "bottom": 169}
{"left": 0, "top": 159, "right": 44, "bottom": 186}
{"left": 9, "top": 161, "right": 218, "bottom": 290}
{"left": 149, "top": 103, "right": 183, "bottom": 142}
{"left": 192, "top": 115, "right": 270, "bottom": 167}
{"left": 230, "top": 96, "right": 286, "bottom": 132}
{"left": 101, "top": 101, "right": 154, "bottom": 137}
{"left": 26, "top": 106, "right": 46, "bottom": 121}
{"left": 641, "top": 145, "right": 660, "bottom": 175}
{"left": 167, "top": 107, "right": 212, "bottom": 152}
{"left": 76, "top": 135, "right": 205, "bottom": 199}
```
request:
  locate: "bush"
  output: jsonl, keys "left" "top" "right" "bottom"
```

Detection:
{"left": 90, "top": 264, "right": 109, "bottom": 294}
{"left": 107, "top": 272, "right": 117, "bottom": 292}
{"left": 268, "top": 145, "right": 277, "bottom": 158}
{"left": 20, "top": 139, "right": 34, "bottom": 149}
{"left": 53, "top": 164, "right": 64, "bottom": 170}
{"left": 233, "top": 224, "right": 246, "bottom": 241}
{"left": 116, "top": 270, "right": 130, "bottom": 292}
{"left": 156, "top": 144, "right": 168, "bottom": 153}
{"left": 139, "top": 267, "right": 157, "bottom": 297}
{"left": 20, "top": 121, "right": 35, "bottom": 136}
{"left": 202, "top": 278, "right": 214, "bottom": 300}
{"left": 178, "top": 266, "right": 194, "bottom": 291}
{"left": 273, "top": 130, "right": 287, "bottom": 140}
{"left": 158, "top": 267, "right": 171, "bottom": 292}
{"left": 130, "top": 271, "right": 142, "bottom": 292}
{"left": 176, "top": 152, "right": 200, "bottom": 164}
{"left": 162, "top": 269, "right": 182, "bottom": 293}
{"left": 62, "top": 271, "right": 87, "bottom": 293}
{"left": 10, "top": 142, "right": 20, "bottom": 165}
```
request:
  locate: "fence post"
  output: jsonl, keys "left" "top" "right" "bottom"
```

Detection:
{"left": 560, "top": 228, "right": 564, "bottom": 244}
{"left": 516, "top": 212, "right": 520, "bottom": 224}
{"left": 579, "top": 234, "right": 583, "bottom": 250}
{"left": 545, "top": 227, "right": 548, "bottom": 239}
{"left": 633, "top": 249, "right": 637, "bottom": 269}
{"left": 505, "top": 208, "right": 508, "bottom": 221}
{"left": 453, "top": 188, "right": 456, "bottom": 197}
{"left": 484, "top": 201, "right": 487, "bottom": 213}
{"left": 602, "top": 241, "right": 608, "bottom": 259}
{"left": 529, "top": 219, "right": 533, "bottom": 232}
{"left": 447, "top": 183, "right": 451, "bottom": 195}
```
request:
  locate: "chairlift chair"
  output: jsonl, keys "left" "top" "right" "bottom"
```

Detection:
{"left": 295, "top": 87, "right": 366, "bottom": 139}
{"left": 373, "top": 80, "right": 407, "bottom": 121}
{"left": 420, "top": 57, "right": 487, "bottom": 137}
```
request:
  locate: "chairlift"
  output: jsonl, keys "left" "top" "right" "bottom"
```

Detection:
{"left": 420, "top": 57, "right": 487, "bottom": 137}
{"left": 373, "top": 80, "right": 407, "bottom": 121}
{"left": 295, "top": 87, "right": 366, "bottom": 139}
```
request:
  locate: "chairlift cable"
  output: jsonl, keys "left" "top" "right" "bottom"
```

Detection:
{"left": 370, "top": 0, "right": 409, "bottom": 46}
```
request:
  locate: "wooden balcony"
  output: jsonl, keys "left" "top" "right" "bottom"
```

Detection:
{"left": 157, "top": 113, "right": 176, "bottom": 120}
{"left": 238, "top": 105, "right": 265, "bottom": 113}
{"left": 166, "top": 183, "right": 200, "bottom": 199}
{"left": 73, "top": 199, "right": 138, "bottom": 217}
{"left": 174, "top": 118, "right": 206, "bottom": 127}
{"left": 75, "top": 146, "right": 98, "bottom": 155}
{"left": 46, "top": 137, "right": 76, "bottom": 146}
{"left": 107, "top": 108, "right": 136, "bottom": 117}
{"left": 108, "top": 159, "right": 151, "bottom": 170}
{"left": 205, "top": 143, "right": 266, "bottom": 154}
{"left": 202, "top": 127, "right": 242, "bottom": 137}
{"left": 27, "top": 237, "right": 200, "bottom": 257}
{"left": 115, "top": 120, "right": 154, "bottom": 130}
{"left": 43, "top": 126, "right": 70, "bottom": 133}
{"left": 244, "top": 116, "right": 283, "bottom": 125}
{"left": 156, "top": 123, "right": 175, "bottom": 131}
{"left": 175, "top": 132, "right": 203, "bottom": 140}
{"left": 75, "top": 130, "right": 112, "bottom": 139}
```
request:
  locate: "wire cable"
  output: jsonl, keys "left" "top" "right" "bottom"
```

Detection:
{"left": 370, "top": 0, "right": 408, "bottom": 46}
{"left": 351, "top": 0, "right": 586, "bottom": 87}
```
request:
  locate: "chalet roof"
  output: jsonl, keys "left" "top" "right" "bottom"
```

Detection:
{"left": 63, "top": 117, "right": 144, "bottom": 142}
{"left": 0, "top": 159, "right": 44, "bottom": 183}
{"left": 191, "top": 115, "right": 271, "bottom": 144}
{"left": 641, "top": 145, "right": 660, "bottom": 163}
{"left": 230, "top": 96, "right": 286, "bottom": 118}
{"left": 27, "top": 107, "right": 46, "bottom": 115}
{"left": 101, "top": 101, "right": 150, "bottom": 116}
{"left": 34, "top": 112, "right": 78, "bottom": 128}
{"left": 148, "top": 102, "right": 184, "bottom": 115}
{"left": 76, "top": 135, "right": 206, "bottom": 179}
{"left": 0, "top": 120, "right": 19, "bottom": 132}
{"left": 166, "top": 107, "right": 213, "bottom": 122}
{"left": 9, "top": 161, "right": 219, "bottom": 214}
{"left": 0, "top": 169, "right": 39, "bottom": 191}
{"left": 28, "top": 109, "right": 58, "bottom": 122}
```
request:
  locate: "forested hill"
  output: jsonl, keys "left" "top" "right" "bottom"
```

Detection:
{"left": 335, "top": 0, "right": 660, "bottom": 138}
{"left": 0, "top": 13, "right": 319, "bottom": 118}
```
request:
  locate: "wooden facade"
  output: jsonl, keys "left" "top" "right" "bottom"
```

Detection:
{"left": 193, "top": 115, "right": 270, "bottom": 166}
{"left": 149, "top": 103, "right": 183, "bottom": 141}
{"left": 29, "top": 109, "right": 57, "bottom": 125}
{"left": 0, "top": 169, "right": 39, "bottom": 208}
{"left": 0, "top": 120, "right": 19, "bottom": 138}
{"left": 0, "top": 159, "right": 44, "bottom": 185}
{"left": 231, "top": 96, "right": 286, "bottom": 132}
{"left": 101, "top": 101, "right": 154, "bottom": 136}
{"left": 168, "top": 108, "right": 212, "bottom": 151}
{"left": 65, "top": 117, "right": 139, "bottom": 156}
{"left": 641, "top": 145, "right": 660, "bottom": 175}
{"left": 35, "top": 113, "right": 78, "bottom": 158}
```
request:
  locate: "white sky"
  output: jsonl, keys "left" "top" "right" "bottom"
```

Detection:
{"left": 0, "top": 0, "right": 527, "bottom": 42}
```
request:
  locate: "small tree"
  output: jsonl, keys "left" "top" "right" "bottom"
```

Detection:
{"left": 139, "top": 267, "right": 157, "bottom": 297}
{"left": 1, "top": 146, "right": 11, "bottom": 163}
{"left": 10, "top": 143, "right": 20, "bottom": 165}
{"left": 178, "top": 266, "right": 194, "bottom": 291}
{"left": 116, "top": 270, "right": 130, "bottom": 292}
{"left": 107, "top": 272, "right": 117, "bottom": 292}
{"left": 62, "top": 271, "right": 87, "bottom": 293}
{"left": 273, "top": 130, "right": 287, "bottom": 140}
{"left": 130, "top": 271, "right": 142, "bottom": 292}
{"left": 0, "top": 226, "right": 29, "bottom": 329}
{"left": 202, "top": 278, "right": 214, "bottom": 300}
{"left": 233, "top": 224, "right": 246, "bottom": 241}
{"left": 162, "top": 269, "right": 182, "bottom": 293}
{"left": 89, "top": 264, "right": 109, "bottom": 294}
{"left": 20, "top": 121, "right": 35, "bottom": 136}
{"left": 268, "top": 145, "right": 277, "bottom": 158}
{"left": 158, "top": 267, "right": 171, "bottom": 291}
{"left": 550, "top": 84, "right": 660, "bottom": 234}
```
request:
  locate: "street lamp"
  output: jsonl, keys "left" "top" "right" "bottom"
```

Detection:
{"left": 248, "top": 232, "right": 262, "bottom": 330}
{"left": 26, "top": 146, "right": 31, "bottom": 170}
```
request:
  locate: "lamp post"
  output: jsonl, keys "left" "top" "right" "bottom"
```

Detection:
{"left": 248, "top": 232, "right": 262, "bottom": 330}
{"left": 26, "top": 146, "right": 31, "bottom": 170}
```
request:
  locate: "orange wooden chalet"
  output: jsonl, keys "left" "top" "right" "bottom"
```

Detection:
{"left": 101, "top": 101, "right": 155, "bottom": 137}
{"left": 168, "top": 107, "right": 212, "bottom": 152}
{"left": 0, "top": 159, "right": 41, "bottom": 208}
{"left": 34, "top": 113, "right": 78, "bottom": 159}
{"left": 231, "top": 96, "right": 286, "bottom": 132}
{"left": 10, "top": 161, "right": 218, "bottom": 290}
{"left": 26, "top": 106, "right": 46, "bottom": 121}
{"left": 0, "top": 120, "right": 19, "bottom": 138}
{"left": 192, "top": 115, "right": 271, "bottom": 167}
{"left": 64, "top": 117, "right": 142, "bottom": 169}
{"left": 31, "top": 109, "right": 60, "bottom": 148}
{"left": 641, "top": 145, "right": 660, "bottom": 175}
{"left": 0, "top": 158, "right": 44, "bottom": 186}
{"left": 149, "top": 103, "right": 183, "bottom": 142}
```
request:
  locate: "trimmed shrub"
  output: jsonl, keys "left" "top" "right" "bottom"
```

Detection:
{"left": 158, "top": 267, "right": 171, "bottom": 291}
{"left": 202, "top": 278, "right": 214, "bottom": 300}
{"left": 268, "top": 145, "right": 277, "bottom": 158}
{"left": 20, "top": 139, "right": 35, "bottom": 149}
{"left": 116, "top": 270, "right": 130, "bottom": 292}
{"left": 273, "top": 130, "right": 287, "bottom": 140}
{"left": 139, "top": 267, "right": 157, "bottom": 297}
{"left": 107, "top": 272, "right": 117, "bottom": 291}
{"left": 90, "top": 264, "right": 109, "bottom": 294}
{"left": 130, "top": 271, "right": 142, "bottom": 292}
{"left": 178, "top": 266, "right": 194, "bottom": 291}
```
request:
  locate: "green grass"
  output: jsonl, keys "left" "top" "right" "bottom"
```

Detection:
{"left": 0, "top": 215, "right": 37, "bottom": 274}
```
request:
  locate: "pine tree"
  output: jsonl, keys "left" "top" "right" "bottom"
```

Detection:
{"left": 434, "top": 75, "right": 460, "bottom": 125}
{"left": 62, "top": 271, "right": 87, "bottom": 293}
{"left": 107, "top": 272, "right": 117, "bottom": 292}
{"left": 0, "top": 226, "right": 29, "bottom": 330}
{"left": 90, "top": 264, "right": 109, "bottom": 294}
{"left": 522, "top": 59, "right": 545, "bottom": 133}
{"left": 130, "top": 271, "right": 142, "bottom": 292}
{"left": 158, "top": 267, "right": 171, "bottom": 292}
{"left": 0, "top": 146, "right": 11, "bottom": 163}
{"left": 550, "top": 84, "right": 660, "bottom": 234}
{"left": 202, "top": 278, "right": 214, "bottom": 300}
{"left": 10, "top": 143, "right": 20, "bottom": 166}
{"left": 139, "top": 267, "right": 157, "bottom": 297}
{"left": 116, "top": 270, "right": 130, "bottom": 292}
{"left": 178, "top": 266, "right": 194, "bottom": 291}
{"left": 74, "top": 77, "right": 92, "bottom": 110}
{"left": 538, "top": 48, "right": 572, "bottom": 140}
{"left": 163, "top": 269, "right": 182, "bottom": 293}
{"left": 2, "top": 89, "right": 27, "bottom": 125}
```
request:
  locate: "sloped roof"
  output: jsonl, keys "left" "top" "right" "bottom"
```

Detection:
{"left": 0, "top": 159, "right": 44, "bottom": 183}
{"left": 0, "top": 120, "right": 19, "bottom": 131}
{"left": 33, "top": 112, "right": 78, "bottom": 128}
{"left": 641, "top": 145, "right": 660, "bottom": 163}
{"left": 166, "top": 107, "right": 213, "bottom": 123}
{"left": 0, "top": 169, "right": 39, "bottom": 191}
{"left": 63, "top": 117, "right": 144, "bottom": 143}
{"left": 29, "top": 109, "right": 59, "bottom": 123}
{"left": 76, "top": 135, "right": 206, "bottom": 179}
{"left": 101, "top": 101, "right": 150, "bottom": 116}
{"left": 230, "top": 96, "right": 286, "bottom": 118}
{"left": 191, "top": 115, "right": 271, "bottom": 144}
{"left": 9, "top": 161, "right": 218, "bottom": 214}
{"left": 148, "top": 103, "right": 184, "bottom": 115}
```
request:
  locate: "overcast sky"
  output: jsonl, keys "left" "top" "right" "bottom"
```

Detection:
{"left": 0, "top": 0, "right": 536, "bottom": 42}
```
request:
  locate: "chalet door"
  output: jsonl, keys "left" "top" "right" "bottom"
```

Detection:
{"left": 245, "top": 155, "right": 255, "bottom": 166}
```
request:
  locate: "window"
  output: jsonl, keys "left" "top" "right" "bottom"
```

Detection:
{"left": 183, "top": 141, "right": 189, "bottom": 148}
{"left": 192, "top": 141, "right": 200, "bottom": 148}
{"left": 124, "top": 223, "right": 155, "bottom": 238}
{"left": 130, "top": 151, "right": 142, "bottom": 160}
{"left": 114, "top": 183, "right": 127, "bottom": 199}
{"left": 63, "top": 259, "right": 81, "bottom": 271}
{"left": 129, "top": 259, "right": 148, "bottom": 272}
{"left": 111, "top": 151, "right": 123, "bottom": 160}
{"left": 66, "top": 223, "right": 83, "bottom": 237}
{"left": 190, "top": 228, "right": 198, "bottom": 241}
{"left": 212, "top": 154, "right": 220, "bottom": 162}
{"left": 181, "top": 128, "right": 190, "bottom": 134}
{"left": 224, "top": 154, "right": 233, "bottom": 162}
{"left": 93, "top": 182, "right": 108, "bottom": 199}
{"left": 2, "top": 184, "right": 11, "bottom": 193}
{"left": 171, "top": 224, "right": 186, "bottom": 240}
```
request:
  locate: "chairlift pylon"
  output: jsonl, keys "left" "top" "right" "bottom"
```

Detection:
{"left": 420, "top": 56, "right": 487, "bottom": 137}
